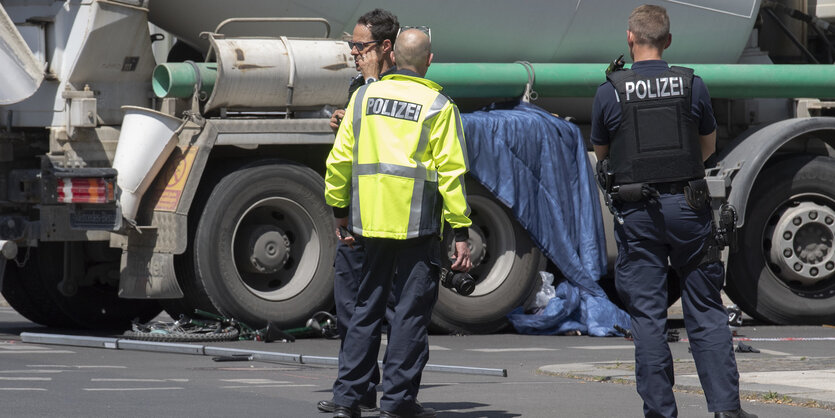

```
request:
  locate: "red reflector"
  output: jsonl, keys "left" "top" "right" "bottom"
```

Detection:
{"left": 56, "top": 178, "right": 116, "bottom": 204}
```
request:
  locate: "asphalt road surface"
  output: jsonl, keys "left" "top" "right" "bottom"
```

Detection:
{"left": 1, "top": 307, "right": 834, "bottom": 417}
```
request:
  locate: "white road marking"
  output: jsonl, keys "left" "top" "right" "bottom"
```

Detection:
{"left": 83, "top": 387, "right": 185, "bottom": 392}
{"left": 220, "top": 379, "right": 291, "bottom": 385}
{"left": 91, "top": 378, "right": 189, "bottom": 383}
{"left": 465, "top": 348, "right": 558, "bottom": 353}
{"left": 28, "top": 365, "right": 126, "bottom": 369}
{"left": 0, "top": 344, "right": 48, "bottom": 350}
{"left": 0, "top": 377, "right": 51, "bottom": 381}
{"left": 220, "top": 384, "right": 317, "bottom": 389}
{"left": 380, "top": 340, "right": 449, "bottom": 351}
{"left": 757, "top": 349, "right": 792, "bottom": 356}
{"left": 500, "top": 381, "right": 572, "bottom": 385}
{"left": 0, "top": 388, "right": 47, "bottom": 391}
{"left": 570, "top": 345, "right": 635, "bottom": 350}
{"left": 0, "top": 370, "right": 64, "bottom": 374}
{"left": 0, "top": 350, "right": 74, "bottom": 354}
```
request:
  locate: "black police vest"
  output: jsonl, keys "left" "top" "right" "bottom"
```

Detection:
{"left": 607, "top": 66, "right": 704, "bottom": 185}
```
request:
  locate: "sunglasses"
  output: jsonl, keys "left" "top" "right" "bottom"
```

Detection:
{"left": 397, "top": 25, "right": 431, "bottom": 42}
{"left": 347, "top": 39, "right": 381, "bottom": 52}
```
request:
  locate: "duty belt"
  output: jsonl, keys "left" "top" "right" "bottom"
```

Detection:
{"left": 648, "top": 181, "right": 690, "bottom": 195}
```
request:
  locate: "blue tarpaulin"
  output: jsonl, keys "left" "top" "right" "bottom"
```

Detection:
{"left": 460, "top": 101, "right": 631, "bottom": 336}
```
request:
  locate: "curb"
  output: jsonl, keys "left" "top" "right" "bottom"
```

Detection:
{"left": 537, "top": 362, "right": 835, "bottom": 411}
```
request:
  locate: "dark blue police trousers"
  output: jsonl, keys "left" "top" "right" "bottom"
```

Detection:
{"left": 332, "top": 235, "right": 440, "bottom": 414}
{"left": 614, "top": 193, "right": 740, "bottom": 417}
{"left": 333, "top": 240, "right": 378, "bottom": 406}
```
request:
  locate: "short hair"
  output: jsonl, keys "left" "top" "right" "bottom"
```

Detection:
{"left": 357, "top": 9, "right": 399, "bottom": 44}
{"left": 628, "top": 5, "right": 670, "bottom": 50}
{"left": 393, "top": 30, "right": 431, "bottom": 72}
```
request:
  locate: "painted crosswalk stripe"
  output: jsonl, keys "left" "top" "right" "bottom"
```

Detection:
{"left": 0, "top": 377, "right": 51, "bottom": 381}
{"left": 466, "top": 348, "right": 558, "bottom": 353}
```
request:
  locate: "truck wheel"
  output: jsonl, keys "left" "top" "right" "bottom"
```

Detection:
{"left": 193, "top": 163, "right": 335, "bottom": 328}
{"left": 1, "top": 259, "right": 76, "bottom": 328}
{"left": 14, "top": 242, "right": 161, "bottom": 329}
{"left": 727, "top": 155, "right": 835, "bottom": 324}
{"left": 431, "top": 182, "right": 546, "bottom": 334}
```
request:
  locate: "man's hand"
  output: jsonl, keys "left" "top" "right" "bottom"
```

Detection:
{"left": 329, "top": 109, "right": 346, "bottom": 133}
{"left": 334, "top": 217, "right": 355, "bottom": 248}
{"left": 450, "top": 240, "right": 472, "bottom": 272}
{"left": 356, "top": 47, "right": 382, "bottom": 81}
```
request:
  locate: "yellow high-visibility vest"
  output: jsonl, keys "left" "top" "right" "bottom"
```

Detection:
{"left": 325, "top": 72, "right": 471, "bottom": 240}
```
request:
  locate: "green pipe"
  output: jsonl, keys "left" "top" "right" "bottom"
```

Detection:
{"left": 152, "top": 61, "right": 835, "bottom": 100}
{"left": 152, "top": 63, "right": 218, "bottom": 98}
{"left": 426, "top": 63, "right": 835, "bottom": 99}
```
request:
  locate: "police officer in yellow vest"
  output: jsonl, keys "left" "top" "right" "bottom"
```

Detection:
{"left": 324, "top": 27, "right": 472, "bottom": 418}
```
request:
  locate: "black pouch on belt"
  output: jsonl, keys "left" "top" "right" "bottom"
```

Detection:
{"left": 615, "top": 183, "right": 646, "bottom": 202}
{"left": 684, "top": 178, "right": 709, "bottom": 210}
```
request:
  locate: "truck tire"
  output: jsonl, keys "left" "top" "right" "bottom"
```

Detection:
{"left": 727, "top": 155, "right": 835, "bottom": 324}
{"left": 192, "top": 163, "right": 335, "bottom": 329}
{"left": 1, "top": 259, "right": 76, "bottom": 328}
{"left": 431, "top": 182, "right": 546, "bottom": 334}
{"left": 15, "top": 242, "right": 162, "bottom": 329}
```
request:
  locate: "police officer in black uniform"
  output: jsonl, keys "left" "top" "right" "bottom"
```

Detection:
{"left": 591, "top": 5, "right": 755, "bottom": 418}
{"left": 318, "top": 8, "right": 399, "bottom": 415}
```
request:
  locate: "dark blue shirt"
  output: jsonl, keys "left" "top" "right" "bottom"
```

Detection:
{"left": 590, "top": 60, "right": 716, "bottom": 146}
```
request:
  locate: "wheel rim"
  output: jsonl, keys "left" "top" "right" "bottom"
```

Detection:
{"left": 231, "top": 197, "right": 320, "bottom": 301}
{"left": 450, "top": 194, "right": 516, "bottom": 296}
{"left": 764, "top": 193, "right": 835, "bottom": 294}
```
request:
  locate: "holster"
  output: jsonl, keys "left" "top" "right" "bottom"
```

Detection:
{"left": 684, "top": 178, "right": 709, "bottom": 210}
{"left": 676, "top": 236, "right": 722, "bottom": 277}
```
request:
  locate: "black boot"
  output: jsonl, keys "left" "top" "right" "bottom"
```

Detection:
{"left": 318, "top": 399, "right": 377, "bottom": 413}
{"left": 333, "top": 405, "right": 361, "bottom": 418}
{"left": 714, "top": 408, "right": 757, "bottom": 418}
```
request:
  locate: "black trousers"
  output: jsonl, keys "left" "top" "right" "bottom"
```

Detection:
{"left": 332, "top": 235, "right": 441, "bottom": 415}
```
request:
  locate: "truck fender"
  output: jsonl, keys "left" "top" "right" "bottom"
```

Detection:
{"left": 717, "top": 116, "right": 835, "bottom": 228}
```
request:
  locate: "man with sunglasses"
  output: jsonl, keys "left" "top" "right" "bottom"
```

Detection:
{"left": 329, "top": 9, "right": 399, "bottom": 132}
{"left": 325, "top": 27, "right": 471, "bottom": 418}
{"left": 320, "top": 9, "right": 400, "bottom": 416}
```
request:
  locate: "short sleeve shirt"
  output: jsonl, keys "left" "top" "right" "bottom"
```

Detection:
{"left": 590, "top": 60, "right": 716, "bottom": 146}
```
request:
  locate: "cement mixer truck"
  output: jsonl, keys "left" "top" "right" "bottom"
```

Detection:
{"left": 1, "top": 0, "right": 835, "bottom": 333}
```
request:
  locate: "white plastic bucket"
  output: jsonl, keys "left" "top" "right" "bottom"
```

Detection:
{"left": 113, "top": 106, "right": 182, "bottom": 223}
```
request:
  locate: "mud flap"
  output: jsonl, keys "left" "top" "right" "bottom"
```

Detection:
{"left": 119, "top": 249, "right": 183, "bottom": 299}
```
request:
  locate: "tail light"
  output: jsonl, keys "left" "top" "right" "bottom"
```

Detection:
{"left": 56, "top": 177, "right": 116, "bottom": 204}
